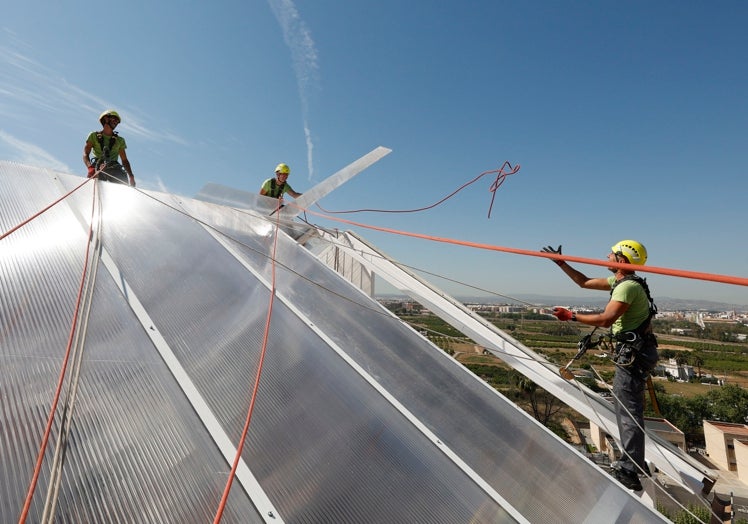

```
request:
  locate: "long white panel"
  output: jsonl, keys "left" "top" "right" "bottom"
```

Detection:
{"left": 279, "top": 146, "right": 392, "bottom": 218}
{"left": 332, "top": 230, "right": 714, "bottom": 496}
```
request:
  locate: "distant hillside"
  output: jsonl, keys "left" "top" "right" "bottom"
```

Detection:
{"left": 503, "top": 294, "right": 748, "bottom": 312}
{"left": 377, "top": 293, "right": 748, "bottom": 312}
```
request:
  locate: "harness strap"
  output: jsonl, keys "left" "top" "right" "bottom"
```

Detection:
{"left": 269, "top": 178, "right": 286, "bottom": 198}
{"left": 611, "top": 274, "right": 658, "bottom": 335}
{"left": 95, "top": 132, "right": 119, "bottom": 165}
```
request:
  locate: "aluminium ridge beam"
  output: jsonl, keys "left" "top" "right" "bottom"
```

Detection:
{"left": 188, "top": 204, "right": 530, "bottom": 524}
{"left": 59, "top": 179, "right": 283, "bottom": 524}
{"left": 98, "top": 250, "right": 283, "bottom": 523}
{"left": 333, "top": 230, "right": 713, "bottom": 496}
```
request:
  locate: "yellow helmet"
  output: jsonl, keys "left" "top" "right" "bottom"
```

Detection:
{"left": 611, "top": 239, "right": 647, "bottom": 265}
{"left": 275, "top": 163, "right": 290, "bottom": 175}
{"left": 99, "top": 109, "right": 121, "bottom": 124}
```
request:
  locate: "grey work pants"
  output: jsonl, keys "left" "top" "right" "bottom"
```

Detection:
{"left": 99, "top": 163, "right": 130, "bottom": 185}
{"left": 613, "top": 365, "right": 647, "bottom": 473}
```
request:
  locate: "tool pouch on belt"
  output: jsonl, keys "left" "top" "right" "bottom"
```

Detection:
{"left": 613, "top": 331, "right": 658, "bottom": 374}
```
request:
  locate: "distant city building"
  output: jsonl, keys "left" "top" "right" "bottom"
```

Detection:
{"left": 465, "top": 303, "right": 524, "bottom": 313}
{"left": 658, "top": 358, "right": 695, "bottom": 381}
{"left": 703, "top": 420, "right": 748, "bottom": 484}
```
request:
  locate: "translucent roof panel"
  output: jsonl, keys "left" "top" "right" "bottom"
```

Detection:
{"left": 0, "top": 162, "right": 666, "bottom": 523}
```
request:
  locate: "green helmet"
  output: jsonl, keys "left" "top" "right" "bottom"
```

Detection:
{"left": 99, "top": 109, "right": 121, "bottom": 125}
{"left": 611, "top": 239, "right": 647, "bottom": 265}
{"left": 275, "top": 163, "right": 290, "bottom": 175}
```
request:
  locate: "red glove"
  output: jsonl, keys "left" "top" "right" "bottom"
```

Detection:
{"left": 552, "top": 307, "right": 574, "bottom": 321}
{"left": 87, "top": 165, "right": 95, "bottom": 178}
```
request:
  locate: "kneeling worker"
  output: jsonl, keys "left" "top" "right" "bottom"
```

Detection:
{"left": 260, "top": 163, "right": 302, "bottom": 202}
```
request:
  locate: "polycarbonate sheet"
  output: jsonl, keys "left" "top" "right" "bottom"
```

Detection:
{"left": 50, "top": 275, "right": 258, "bottom": 524}
{"left": 0, "top": 165, "right": 91, "bottom": 359}
{"left": 263, "top": 239, "right": 659, "bottom": 522}
{"left": 177, "top": 190, "right": 665, "bottom": 522}
{"left": 1, "top": 164, "right": 666, "bottom": 523}
{"left": 95, "top": 185, "right": 515, "bottom": 522}
{"left": 0, "top": 166, "right": 261, "bottom": 523}
{"left": 195, "top": 182, "right": 275, "bottom": 212}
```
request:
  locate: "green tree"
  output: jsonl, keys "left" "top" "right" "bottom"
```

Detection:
{"left": 658, "top": 384, "right": 748, "bottom": 445}
{"left": 706, "top": 384, "right": 748, "bottom": 423}
{"left": 658, "top": 394, "right": 710, "bottom": 445}
{"left": 689, "top": 354, "right": 704, "bottom": 379}
{"left": 674, "top": 353, "right": 688, "bottom": 367}
{"left": 510, "top": 371, "right": 563, "bottom": 426}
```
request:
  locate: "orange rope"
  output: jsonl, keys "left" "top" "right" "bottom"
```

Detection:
{"left": 213, "top": 201, "right": 283, "bottom": 523}
{"left": 292, "top": 206, "right": 748, "bottom": 288}
{"left": 18, "top": 181, "right": 98, "bottom": 524}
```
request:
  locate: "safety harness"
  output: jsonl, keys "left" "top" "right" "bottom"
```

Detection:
{"left": 267, "top": 178, "right": 286, "bottom": 198}
{"left": 610, "top": 274, "right": 658, "bottom": 334}
{"left": 609, "top": 274, "right": 659, "bottom": 368}
{"left": 93, "top": 132, "right": 120, "bottom": 167}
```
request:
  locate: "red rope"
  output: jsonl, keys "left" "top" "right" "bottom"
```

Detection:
{"left": 18, "top": 181, "right": 99, "bottom": 524}
{"left": 314, "top": 161, "right": 520, "bottom": 218}
{"left": 486, "top": 161, "right": 521, "bottom": 218}
{"left": 213, "top": 202, "right": 282, "bottom": 523}
{"left": 1, "top": 177, "right": 93, "bottom": 242}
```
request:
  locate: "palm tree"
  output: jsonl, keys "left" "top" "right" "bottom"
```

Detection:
{"left": 689, "top": 354, "right": 704, "bottom": 379}
{"left": 510, "top": 371, "right": 562, "bottom": 425}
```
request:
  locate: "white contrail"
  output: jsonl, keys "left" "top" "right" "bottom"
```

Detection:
{"left": 267, "top": 0, "right": 320, "bottom": 181}
{"left": 0, "top": 130, "right": 69, "bottom": 172}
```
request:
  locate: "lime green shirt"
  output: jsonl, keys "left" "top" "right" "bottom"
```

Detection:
{"left": 607, "top": 275, "right": 651, "bottom": 334}
{"left": 86, "top": 132, "right": 126, "bottom": 163}
{"left": 261, "top": 178, "right": 295, "bottom": 198}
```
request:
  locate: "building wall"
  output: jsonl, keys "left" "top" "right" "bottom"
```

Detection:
{"left": 702, "top": 420, "right": 748, "bottom": 474}
{"left": 659, "top": 359, "right": 695, "bottom": 380}
{"left": 735, "top": 439, "right": 748, "bottom": 482}
{"left": 588, "top": 422, "right": 608, "bottom": 453}
{"left": 703, "top": 421, "right": 731, "bottom": 471}
{"left": 318, "top": 245, "right": 374, "bottom": 296}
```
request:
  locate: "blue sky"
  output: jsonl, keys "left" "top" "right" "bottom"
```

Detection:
{"left": 2, "top": 1, "right": 746, "bottom": 305}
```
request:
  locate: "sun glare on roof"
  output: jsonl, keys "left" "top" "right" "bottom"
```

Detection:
{"left": 99, "top": 183, "right": 142, "bottom": 224}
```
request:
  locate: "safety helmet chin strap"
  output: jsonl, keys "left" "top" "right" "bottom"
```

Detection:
{"left": 613, "top": 251, "right": 629, "bottom": 265}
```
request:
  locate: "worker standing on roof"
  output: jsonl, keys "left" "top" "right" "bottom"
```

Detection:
{"left": 260, "top": 163, "right": 302, "bottom": 203}
{"left": 542, "top": 240, "right": 659, "bottom": 491}
{"left": 83, "top": 109, "right": 136, "bottom": 187}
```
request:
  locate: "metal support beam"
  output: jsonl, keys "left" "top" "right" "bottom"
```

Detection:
{"left": 329, "top": 230, "right": 714, "bottom": 497}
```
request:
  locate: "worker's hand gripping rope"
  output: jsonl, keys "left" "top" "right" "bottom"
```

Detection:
{"left": 552, "top": 307, "right": 574, "bottom": 322}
